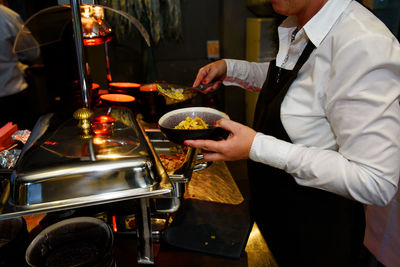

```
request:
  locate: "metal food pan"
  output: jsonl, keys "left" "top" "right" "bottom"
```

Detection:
{"left": 145, "top": 128, "right": 211, "bottom": 182}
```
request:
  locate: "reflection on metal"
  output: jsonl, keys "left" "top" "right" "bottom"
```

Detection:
{"left": 81, "top": 5, "right": 112, "bottom": 41}
{"left": 13, "top": 4, "right": 151, "bottom": 54}
{"left": 80, "top": 4, "right": 114, "bottom": 84}
{"left": 88, "top": 139, "right": 96, "bottom": 161}
{"left": 0, "top": 179, "right": 10, "bottom": 214}
{"left": 136, "top": 198, "right": 154, "bottom": 264}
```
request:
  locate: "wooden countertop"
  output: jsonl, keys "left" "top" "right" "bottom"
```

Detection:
{"left": 185, "top": 160, "right": 244, "bottom": 205}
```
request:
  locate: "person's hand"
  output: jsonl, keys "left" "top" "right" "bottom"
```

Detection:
{"left": 184, "top": 118, "right": 257, "bottom": 161}
{"left": 193, "top": 60, "right": 227, "bottom": 93}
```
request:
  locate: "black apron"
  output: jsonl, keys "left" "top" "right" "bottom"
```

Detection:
{"left": 248, "top": 42, "right": 365, "bottom": 267}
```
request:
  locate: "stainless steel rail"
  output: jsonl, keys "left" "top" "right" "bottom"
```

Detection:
{"left": 70, "top": 0, "right": 90, "bottom": 108}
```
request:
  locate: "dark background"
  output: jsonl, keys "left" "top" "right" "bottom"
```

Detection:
{"left": 7, "top": 0, "right": 258, "bottom": 124}
{"left": 6, "top": 0, "right": 400, "bottom": 124}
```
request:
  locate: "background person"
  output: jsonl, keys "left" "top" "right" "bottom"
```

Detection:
{"left": 0, "top": 2, "right": 40, "bottom": 129}
{"left": 185, "top": 0, "right": 400, "bottom": 266}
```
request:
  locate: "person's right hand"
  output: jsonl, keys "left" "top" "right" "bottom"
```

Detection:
{"left": 193, "top": 59, "right": 227, "bottom": 93}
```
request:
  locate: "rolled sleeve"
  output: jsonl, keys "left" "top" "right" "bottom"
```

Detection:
{"left": 224, "top": 59, "right": 269, "bottom": 92}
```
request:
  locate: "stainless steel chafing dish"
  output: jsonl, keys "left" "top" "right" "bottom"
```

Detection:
{"left": 10, "top": 107, "right": 172, "bottom": 211}
{"left": 1, "top": 107, "right": 175, "bottom": 264}
{"left": 0, "top": 106, "right": 207, "bottom": 264}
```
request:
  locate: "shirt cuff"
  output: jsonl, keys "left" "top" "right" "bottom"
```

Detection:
{"left": 249, "top": 132, "right": 292, "bottom": 170}
{"left": 224, "top": 59, "right": 235, "bottom": 78}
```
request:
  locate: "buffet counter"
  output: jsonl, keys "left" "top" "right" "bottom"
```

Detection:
{"left": 112, "top": 160, "right": 277, "bottom": 266}
{"left": 7, "top": 110, "right": 279, "bottom": 266}
{"left": 24, "top": 160, "right": 277, "bottom": 266}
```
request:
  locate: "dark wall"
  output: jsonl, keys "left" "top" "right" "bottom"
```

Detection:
{"left": 151, "top": 0, "right": 254, "bottom": 123}
{"left": 221, "top": 0, "right": 254, "bottom": 123}
{"left": 7, "top": 0, "right": 57, "bottom": 20}
{"left": 152, "top": 0, "right": 221, "bottom": 85}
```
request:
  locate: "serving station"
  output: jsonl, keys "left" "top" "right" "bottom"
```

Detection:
{"left": 0, "top": 109, "right": 276, "bottom": 266}
{"left": 0, "top": 0, "right": 278, "bottom": 266}
{"left": 2, "top": 106, "right": 176, "bottom": 264}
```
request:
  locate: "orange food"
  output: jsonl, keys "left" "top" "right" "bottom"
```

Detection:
{"left": 159, "top": 152, "right": 186, "bottom": 173}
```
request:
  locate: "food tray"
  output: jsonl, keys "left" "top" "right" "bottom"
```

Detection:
{"left": 0, "top": 107, "right": 172, "bottom": 219}
{"left": 145, "top": 129, "right": 211, "bottom": 182}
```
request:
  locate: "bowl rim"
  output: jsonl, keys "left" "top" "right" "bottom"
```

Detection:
{"left": 158, "top": 107, "right": 229, "bottom": 129}
{"left": 25, "top": 216, "right": 113, "bottom": 266}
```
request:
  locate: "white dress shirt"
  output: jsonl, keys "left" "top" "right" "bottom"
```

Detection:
{"left": 0, "top": 5, "right": 39, "bottom": 97}
{"left": 223, "top": 0, "right": 400, "bottom": 206}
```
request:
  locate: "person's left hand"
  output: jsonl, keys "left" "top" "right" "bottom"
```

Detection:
{"left": 183, "top": 118, "right": 257, "bottom": 161}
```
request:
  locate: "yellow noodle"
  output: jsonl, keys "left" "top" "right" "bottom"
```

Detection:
{"left": 174, "top": 117, "right": 209, "bottom": 129}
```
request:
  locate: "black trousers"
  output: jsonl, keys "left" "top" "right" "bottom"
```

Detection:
{"left": 248, "top": 161, "right": 365, "bottom": 267}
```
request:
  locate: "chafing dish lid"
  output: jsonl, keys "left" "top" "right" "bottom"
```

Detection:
{"left": 9, "top": 107, "right": 171, "bottom": 209}
{"left": 15, "top": 108, "right": 146, "bottom": 172}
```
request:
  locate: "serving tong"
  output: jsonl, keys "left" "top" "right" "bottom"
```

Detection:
{"left": 156, "top": 83, "right": 213, "bottom": 100}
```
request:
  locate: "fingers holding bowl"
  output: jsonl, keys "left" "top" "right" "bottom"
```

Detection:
{"left": 158, "top": 107, "right": 230, "bottom": 146}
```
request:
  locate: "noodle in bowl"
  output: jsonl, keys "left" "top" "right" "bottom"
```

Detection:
{"left": 158, "top": 107, "right": 230, "bottom": 145}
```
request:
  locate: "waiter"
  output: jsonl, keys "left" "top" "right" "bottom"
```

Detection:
{"left": 185, "top": 0, "right": 400, "bottom": 266}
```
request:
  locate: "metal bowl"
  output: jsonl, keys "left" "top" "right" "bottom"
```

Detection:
{"left": 25, "top": 217, "right": 114, "bottom": 267}
{"left": 158, "top": 107, "right": 230, "bottom": 145}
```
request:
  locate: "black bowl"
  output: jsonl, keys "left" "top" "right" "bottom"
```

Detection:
{"left": 158, "top": 107, "right": 230, "bottom": 145}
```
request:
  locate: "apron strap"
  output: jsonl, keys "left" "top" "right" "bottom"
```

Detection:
{"left": 253, "top": 41, "right": 316, "bottom": 134}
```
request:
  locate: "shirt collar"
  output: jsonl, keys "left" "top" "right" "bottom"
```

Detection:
{"left": 279, "top": 0, "right": 352, "bottom": 47}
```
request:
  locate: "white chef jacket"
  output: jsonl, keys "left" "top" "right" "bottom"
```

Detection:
{"left": 223, "top": 0, "right": 400, "bottom": 206}
{"left": 0, "top": 5, "right": 39, "bottom": 97}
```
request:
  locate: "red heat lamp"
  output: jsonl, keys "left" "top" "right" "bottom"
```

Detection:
{"left": 109, "top": 82, "right": 141, "bottom": 89}
{"left": 100, "top": 94, "right": 135, "bottom": 104}
{"left": 80, "top": 5, "right": 114, "bottom": 85}
{"left": 108, "top": 82, "right": 141, "bottom": 97}
{"left": 84, "top": 35, "right": 113, "bottom": 46}
{"left": 99, "top": 94, "right": 136, "bottom": 117}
